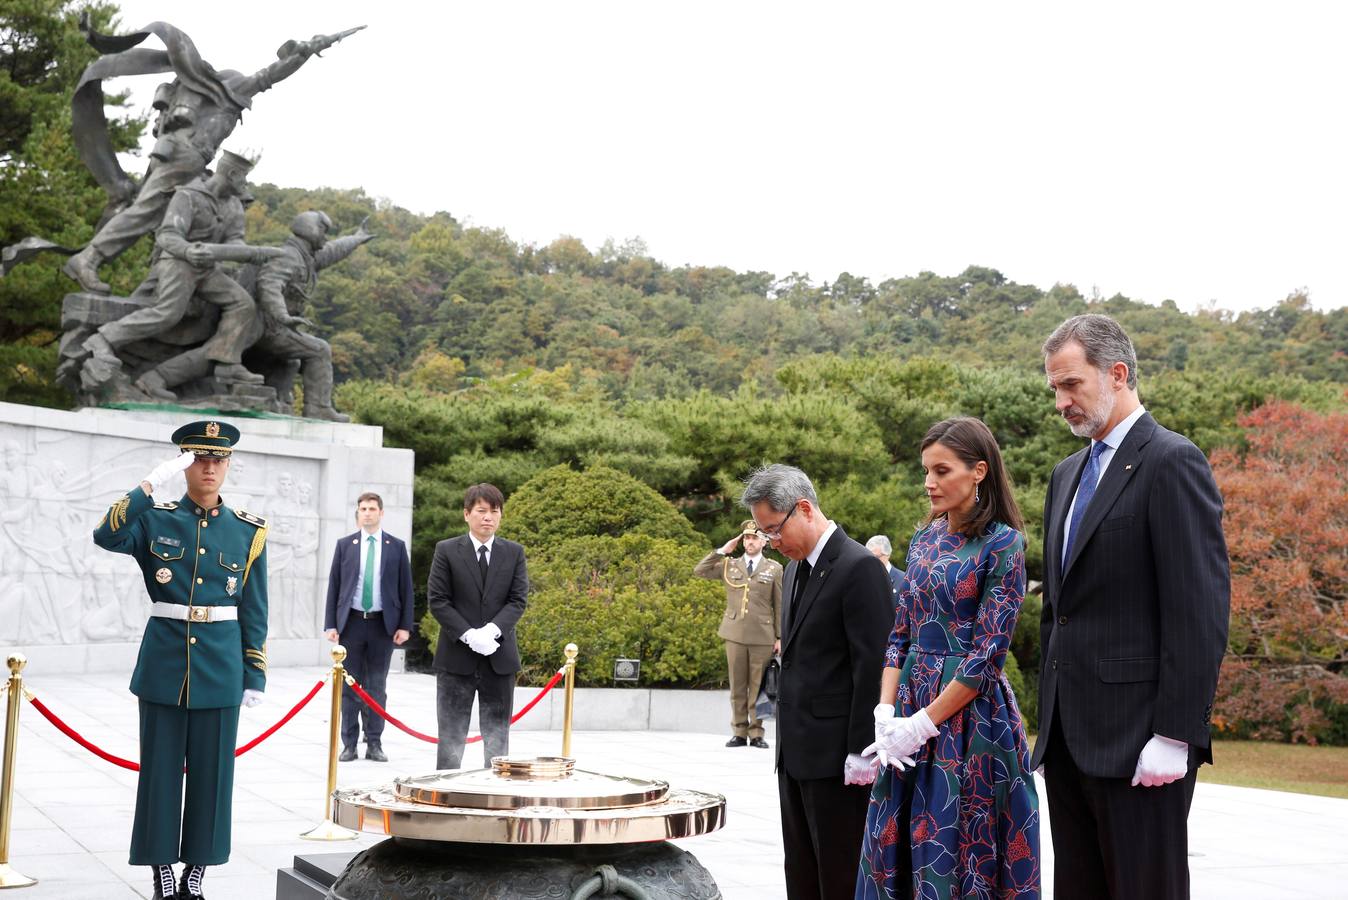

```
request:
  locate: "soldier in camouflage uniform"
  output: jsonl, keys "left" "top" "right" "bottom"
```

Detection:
{"left": 92, "top": 420, "right": 268, "bottom": 900}
{"left": 693, "top": 520, "right": 783, "bottom": 749}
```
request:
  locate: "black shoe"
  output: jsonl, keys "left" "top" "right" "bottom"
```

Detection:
{"left": 750, "top": 737, "right": 769, "bottom": 749}
{"left": 366, "top": 743, "right": 388, "bottom": 762}
{"left": 338, "top": 745, "right": 358, "bottom": 762}
{"left": 725, "top": 736, "right": 748, "bottom": 747}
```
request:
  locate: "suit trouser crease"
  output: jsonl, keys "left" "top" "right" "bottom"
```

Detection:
{"left": 777, "top": 768, "right": 869, "bottom": 900}
{"left": 340, "top": 615, "right": 395, "bottom": 747}
{"left": 1044, "top": 712, "right": 1197, "bottom": 900}
{"left": 131, "top": 700, "right": 239, "bottom": 866}
{"left": 725, "top": 640, "right": 773, "bottom": 738}
{"left": 436, "top": 664, "right": 515, "bottom": 769}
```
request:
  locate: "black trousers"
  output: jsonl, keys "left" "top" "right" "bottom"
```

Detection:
{"left": 777, "top": 767, "right": 870, "bottom": 900}
{"left": 1044, "top": 713, "right": 1198, "bottom": 900}
{"left": 435, "top": 661, "right": 515, "bottom": 769}
{"left": 339, "top": 613, "right": 395, "bottom": 748}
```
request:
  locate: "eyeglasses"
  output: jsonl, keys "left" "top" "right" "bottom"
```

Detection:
{"left": 754, "top": 502, "right": 800, "bottom": 541}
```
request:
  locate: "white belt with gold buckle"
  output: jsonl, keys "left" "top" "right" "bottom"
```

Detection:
{"left": 150, "top": 602, "right": 238, "bottom": 623}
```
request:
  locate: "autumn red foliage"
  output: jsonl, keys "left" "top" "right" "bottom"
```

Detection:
{"left": 1210, "top": 400, "right": 1348, "bottom": 744}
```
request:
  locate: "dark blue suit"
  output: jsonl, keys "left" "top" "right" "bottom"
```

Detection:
{"left": 1032, "top": 412, "right": 1229, "bottom": 899}
{"left": 323, "top": 530, "right": 414, "bottom": 749}
{"left": 887, "top": 564, "right": 904, "bottom": 610}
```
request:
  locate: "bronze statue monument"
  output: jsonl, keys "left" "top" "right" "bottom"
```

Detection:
{"left": 3, "top": 16, "right": 367, "bottom": 417}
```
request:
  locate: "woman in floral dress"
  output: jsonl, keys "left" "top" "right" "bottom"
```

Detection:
{"left": 856, "top": 417, "right": 1040, "bottom": 900}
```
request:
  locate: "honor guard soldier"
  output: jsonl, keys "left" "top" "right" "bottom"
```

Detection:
{"left": 693, "top": 519, "right": 783, "bottom": 748}
{"left": 92, "top": 420, "right": 268, "bottom": 900}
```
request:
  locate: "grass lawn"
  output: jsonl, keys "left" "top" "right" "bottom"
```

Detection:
{"left": 1201, "top": 739, "right": 1348, "bottom": 800}
{"left": 1027, "top": 736, "right": 1348, "bottom": 800}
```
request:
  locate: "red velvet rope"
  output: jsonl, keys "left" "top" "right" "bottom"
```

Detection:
{"left": 26, "top": 677, "right": 327, "bottom": 772}
{"left": 345, "top": 667, "right": 566, "bottom": 745}
{"left": 234, "top": 678, "right": 326, "bottom": 756}
{"left": 29, "top": 696, "right": 140, "bottom": 771}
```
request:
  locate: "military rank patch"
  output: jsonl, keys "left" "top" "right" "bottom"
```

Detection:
{"left": 234, "top": 509, "right": 267, "bottom": 528}
{"left": 155, "top": 568, "right": 173, "bottom": 584}
{"left": 226, "top": 575, "right": 238, "bottom": 596}
{"left": 153, "top": 501, "right": 180, "bottom": 511}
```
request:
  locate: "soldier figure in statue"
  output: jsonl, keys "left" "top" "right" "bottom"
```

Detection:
{"left": 58, "top": 19, "right": 363, "bottom": 293}
{"left": 140, "top": 211, "right": 373, "bottom": 420}
{"left": 249, "top": 211, "right": 374, "bottom": 421}
{"left": 78, "top": 150, "right": 282, "bottom": 397}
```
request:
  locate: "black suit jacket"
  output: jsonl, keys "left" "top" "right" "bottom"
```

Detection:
{"left": 1031, "top": 412, "right": 1230, "bottom": 778}
{"left": 428, "top": 535, "right": 529, "bottom": 676}
{"left": 323, "top": 531, "right": 415, "bottom": 637}
{"left": 776, "top": 526, "right": 893, "bottom": 780}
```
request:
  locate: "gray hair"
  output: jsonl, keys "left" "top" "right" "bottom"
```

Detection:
{"left": 1042, "top": 313, "right": 1139, "bottom": 389}
{"left": 740, "top": 464, "right": 819, "bottom": 513}
{"left": 865, "top": 535, "right": 892, "bottom": 556}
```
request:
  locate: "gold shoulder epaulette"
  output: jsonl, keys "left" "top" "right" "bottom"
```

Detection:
{"left": 153, "top": 500, "right": 179, "bottom": 510}
{"left": 234, "top": 509, "right": 267, "bottom": 528}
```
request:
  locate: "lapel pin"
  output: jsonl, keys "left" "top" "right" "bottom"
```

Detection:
{"left": 1124, "top": 464, "right": 1133, "bottom": 471}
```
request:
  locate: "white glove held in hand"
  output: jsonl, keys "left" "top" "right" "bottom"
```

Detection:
{"left": 463, "top": 627, "right": 500, "bottom": 656}
{"left": 1131, "top": 734, "right": 1189, "bottom": 787}
{"left": 241, "top": 689, "right": 264, "bottom": 708}
{"left": 143, "top": 451, "right": 196, "bottom": 495}
{"left": 843, "top": 752, "right": 882, "bottom": 786}
{"left": 875, "top": 707, "right": 940, "bottom": 768}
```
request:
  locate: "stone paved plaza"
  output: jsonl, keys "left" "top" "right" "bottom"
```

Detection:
{"left": 3, "top": 666, "right": 1346, "bottom": 898}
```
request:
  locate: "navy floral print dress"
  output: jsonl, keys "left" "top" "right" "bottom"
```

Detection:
{"left": 856, "top": 518, "right": 1040, "bottom": 900}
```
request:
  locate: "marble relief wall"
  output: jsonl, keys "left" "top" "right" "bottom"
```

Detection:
{"left": 0, "top": 403, "right": 414, "bottom": 672}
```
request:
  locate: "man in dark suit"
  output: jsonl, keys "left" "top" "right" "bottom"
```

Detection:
{"left": 865, "top": 534, "right": 905, "bottom": 610}
{"left": 741, "top": 464, "right": 892, "bottom": 900}
{"left": 428, "top": 483, "right": 529, "bottom": 769}
{"left": 1032, "top": 314, "right": 1230, "bottom": 899}
{"left": 324, "top": 492, "right": 414, "bottom": 762}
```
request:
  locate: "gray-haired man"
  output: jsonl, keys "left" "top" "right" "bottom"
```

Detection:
{"left": 865, "top": 534, "right": 904, "bottom": 610}
{"left": 742, "top": 464, "right": 892, "bottom": 900}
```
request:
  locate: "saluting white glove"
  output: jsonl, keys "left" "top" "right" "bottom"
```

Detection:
{"left": 1131, "top": 734, "right": 1189, "bottom": 787}
{"left": 241, "top": 689, "right": 264, "bottom": 708}
{"left": 142, "top": 451, "right": 196, "bottom": 495}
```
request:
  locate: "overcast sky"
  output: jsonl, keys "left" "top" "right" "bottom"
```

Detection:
{"left": 107, "top": 1, "right": 1346, "bottom": 313}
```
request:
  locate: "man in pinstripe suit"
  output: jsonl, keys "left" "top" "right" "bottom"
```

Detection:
{"left": 1032, "top": 315, "right": 1229, "bottom": 900}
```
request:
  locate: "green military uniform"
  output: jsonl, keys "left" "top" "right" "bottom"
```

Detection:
{"left": 693, "top": 522, "right": 783, "bottom": 741}
{"left": 91, "top": 421, "right": 267, "bottom": 869}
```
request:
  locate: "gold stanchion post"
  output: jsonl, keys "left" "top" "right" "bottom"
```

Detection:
{"left": 0, "top": 653, "right": 36, "bottom": 888}
{"left": 561, "top": 642, "right": 578, "bottom": 758}
{"left": 301, "top": 645, "right": 358, "bottom": 841}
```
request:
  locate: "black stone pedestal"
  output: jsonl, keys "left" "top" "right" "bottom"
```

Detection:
{"left": 278, "top": 838, "right": 721, "bottom": 899}
{"left": 276, "top": 851, "right": 356, "bottom": 900}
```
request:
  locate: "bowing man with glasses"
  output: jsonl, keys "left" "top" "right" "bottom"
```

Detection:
{"left": 741, "top": 464, "right": 892, "bottom": 900}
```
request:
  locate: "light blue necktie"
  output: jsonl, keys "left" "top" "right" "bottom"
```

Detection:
{"left": 1063, "top": 441, "right": 1108, "bottom": 566}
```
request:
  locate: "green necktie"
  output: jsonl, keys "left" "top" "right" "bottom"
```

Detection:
{"left": 361, "top": 535, "right": 376, "bottom": 611}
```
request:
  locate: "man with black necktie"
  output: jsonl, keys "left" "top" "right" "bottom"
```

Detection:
{"left": 1034, "top": 314, "right": 1230, "bottom": 899}
{"left": 428, "top": 483, "right": 529, "bottom": 769}
{"left": 741, "top": 465, "right": 892, "bottom": 900}
{"left": 324, "top": 492, "right": 414, "bottom": 762}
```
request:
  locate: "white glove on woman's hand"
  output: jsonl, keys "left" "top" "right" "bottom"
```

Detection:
{"left": 1131, "top": 734, "right": 1189, "bottom": 787}
{"left": 241, "top": 689, "right": 264, "bottom": 708}
{"left": 142, "top": 451, "right": 196, "bottom": 494}
{"left": 879, "top": 708, "right": 940, "bottom": 763}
